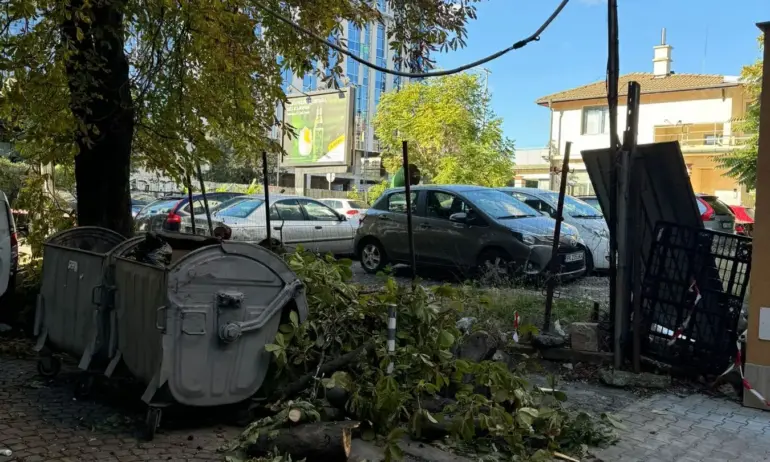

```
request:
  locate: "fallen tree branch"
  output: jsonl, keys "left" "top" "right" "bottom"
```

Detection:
{"left": 246, "top": 421, "right": 360, "bottom": 461}
{"left": 270, "top": 341, "right": 376, "bottom": 402}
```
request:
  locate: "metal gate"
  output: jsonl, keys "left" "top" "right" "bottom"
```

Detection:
{"left": 636, "top": 222, "right": 751, "bottom": 375}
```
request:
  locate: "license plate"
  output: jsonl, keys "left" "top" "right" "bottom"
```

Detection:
{"left": 722, "top": 222, "right": 733, "bottom": 229}
{"left": 566, "top": 252, "right": 584, "bottom": 263}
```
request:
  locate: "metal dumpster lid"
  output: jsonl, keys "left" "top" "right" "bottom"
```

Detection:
{"left": 47, "top": 226, "right": 126, "bottom": 253}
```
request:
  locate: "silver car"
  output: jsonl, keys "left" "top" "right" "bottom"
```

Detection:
{"left": 183, "top": 194, "right": 356, "bottom": 255}
{"left": 696, "top": 194, "right": 736, "bottom": 233}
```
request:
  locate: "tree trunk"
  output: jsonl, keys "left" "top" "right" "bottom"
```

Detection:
{"left": 246, "top": 422, "right": 356, "bottom": 461}
{"left": 62, "top": 0, "right": 134, "bottom": 237}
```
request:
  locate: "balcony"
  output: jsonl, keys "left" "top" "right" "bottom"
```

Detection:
{"left": 654, "top": 123, "right": 753, "bottom": 153}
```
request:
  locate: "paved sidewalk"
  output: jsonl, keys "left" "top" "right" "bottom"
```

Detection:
{"left": 591, "top": 392, "right": 770, "bottom": 461}
{"left": 0, "top": 356, "right": 238, "bottom": 461}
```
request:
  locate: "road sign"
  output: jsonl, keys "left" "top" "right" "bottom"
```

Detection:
{"left": 325, "top": 173, "right": 336, "bottom": 183}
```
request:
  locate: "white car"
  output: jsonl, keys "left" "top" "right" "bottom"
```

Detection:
{"left": 319, "top": 198, "right": 369, "bottom": 221}
{"left": 0, "top": 191, "right": 18, "bottom": 304}
{"left": 498, "top": 187, "right": 610, "bottom": 273}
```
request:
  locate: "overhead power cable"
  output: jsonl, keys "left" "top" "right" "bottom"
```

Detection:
{"left": 255, "top": 0, "right": 570, "bottom": 78}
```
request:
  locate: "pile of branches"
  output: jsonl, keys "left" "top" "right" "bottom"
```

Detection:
{"left": 222, "top": 251, "right": 617, "bottom": 462}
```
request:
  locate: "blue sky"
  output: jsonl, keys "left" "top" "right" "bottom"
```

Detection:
{"left": 436, "top": 0, "right": 768, "bottom": 148}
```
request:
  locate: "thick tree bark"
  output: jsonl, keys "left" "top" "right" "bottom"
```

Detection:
{"left": 62, "top": 0, "right": 134, "bottom": 237}
{"left": 246, "top": 422, "right": 356, "bottom": 461}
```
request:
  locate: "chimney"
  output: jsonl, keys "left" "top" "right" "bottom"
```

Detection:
{"left": 653, "top": 28, "right": 673, "bottom": 77}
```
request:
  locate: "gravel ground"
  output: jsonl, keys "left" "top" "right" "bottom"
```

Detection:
{"left": 351, "top": 262, "right": 611, "bottom": 306}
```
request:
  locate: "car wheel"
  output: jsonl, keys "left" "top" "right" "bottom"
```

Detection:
{"left": 477, "top": 248, "right": 512, "bottom": 279}
{"left": 360, "top": 240, "right": 387, "bottom": 274}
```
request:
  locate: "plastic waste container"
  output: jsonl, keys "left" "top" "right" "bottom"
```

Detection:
{"left": 105, "top": 236, "right": 308, "bottom": 439}
{"left": 33, "top": 226, "right": 126, "bottom": 383}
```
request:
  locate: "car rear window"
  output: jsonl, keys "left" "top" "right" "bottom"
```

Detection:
{"left": 216, "top": 199, "right": 264, "bottom": 218}
{"left": 696, "top": 199, "right": 707, "bottom": 215}
{"left": 701, "top": 196, "right": 734, "bottom": 216}
{"left": 347, "top": 201, "right": 368, "bottom": 209}
{"left": 136, "top": 199, "right": 180, "bottom": 218}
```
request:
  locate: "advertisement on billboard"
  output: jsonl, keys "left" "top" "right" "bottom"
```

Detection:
{"left": 282, "top": 88, "right": 355, "bottom": 167}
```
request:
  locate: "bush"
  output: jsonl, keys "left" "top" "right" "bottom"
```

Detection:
{"left": 0, "top": 158, "right": 30, "bottom": 205}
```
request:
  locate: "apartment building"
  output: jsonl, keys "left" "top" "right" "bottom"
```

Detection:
{"left": 516, "top": 32, "right": 754, "bottom": 206}
{"left": 279, "top": 1, "right": 407, "bottom": 191}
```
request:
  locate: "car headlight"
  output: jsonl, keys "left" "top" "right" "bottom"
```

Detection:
{"left": 592, "top": 228, "right": 609, "bottom": 239}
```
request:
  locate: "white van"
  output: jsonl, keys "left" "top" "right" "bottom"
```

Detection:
{"left": 0, "top": 191, "right": 18, "bottom": 302}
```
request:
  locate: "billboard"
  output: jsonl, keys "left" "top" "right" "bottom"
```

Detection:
{"left": 282, "top": 87, "right": 355, "bottom": 167}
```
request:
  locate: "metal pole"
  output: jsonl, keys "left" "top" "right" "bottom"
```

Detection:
{"left": 262, "top": 151, "right": 272, "bottom": 250}
{"left": 543, "top": 141, "right": 572, "bottom": 332}
{"left": 277, "top": 100, "right": 285, "bottom": 187}
{"left": 387, "top": 303, "right": 397, "bottom": 375}
{"left": 607, "top": 0, "right": 622, "bottom": 369}
{"left": 195, "top": 161, "right": 214, "bottom": 236}
{"left": 402, "top": 141, "right": 417, "bottom": 283}
{"left": 624, "top": 81, "right": 642, "bottom": 372}
{"left": 185, "top": 171, "right": 196, "bottom": 234}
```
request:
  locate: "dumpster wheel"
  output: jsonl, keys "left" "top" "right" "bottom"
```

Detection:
{"left": 144, "top": 407, "right": 162, "bottom": 441}
{"left": 74, "top": 375, "right": 95, "bottom": 399}
{"left": 37, "top": 356, "right": 61, "bottom": 378}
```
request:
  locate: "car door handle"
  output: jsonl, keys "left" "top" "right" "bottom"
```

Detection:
{"left": 273, "top": 226, "right": 281, "bottom": 231}
{"left": 315, "top": 226, "right": 323, "bottom": 230}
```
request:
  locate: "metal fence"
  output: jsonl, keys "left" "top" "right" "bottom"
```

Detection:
{"left": 635, "top": 222, "right": 751, "bottom": 375}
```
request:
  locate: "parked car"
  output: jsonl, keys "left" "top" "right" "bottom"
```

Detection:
{"left": 576, "top": 195, "right": 601, "bottom": 212}
{"left": 131, "top": 197, "right": 150, "bottom": 218}
{"left": 695, "top": 194, "right": 736, "bottom": 233}
{"left": 355, "top": 185, "right": 586, "bottom": 279}
{"left": 730, "top": 205, "right": 754, "bottom": 236}
{"left": 498, "top": 188, "right": 610, "bottom": 273}
{"left": 0, "top": 191, "right": 18, "bottom": 306}
{"left": 319, "top": 198, "right": 369, "bottom": 221}
{"left": 134, "top": 192, "right": 244, "bottom": 233}
{"left": 182, "top": 194, "right": 356, "bottom": 255}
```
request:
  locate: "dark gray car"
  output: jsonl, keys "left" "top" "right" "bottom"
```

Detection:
{"left": 355, "top": 185, "right": 586, "bottom": 278}
{"left": 696, "top": 194, "right": 736, "bottom": 233}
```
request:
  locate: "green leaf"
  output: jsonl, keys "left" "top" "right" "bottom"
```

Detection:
{"left": 289, "top": 311, "right": 299, "bottom": 327}
{"left": 264, "top": 344, "right": 282, "bottom": 353}
{"left": 438, "top": 329, "right": 455, "bottom": 349}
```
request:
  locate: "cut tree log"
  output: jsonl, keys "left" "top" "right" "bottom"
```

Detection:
{"left": 270, "top": 341, "right": 375, "bottom": 402}
{"left": 246, "top": 421, "right": 359, "bottom": 461}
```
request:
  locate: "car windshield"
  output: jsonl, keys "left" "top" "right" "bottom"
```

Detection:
{"left": 215, "top": 198, "right": 264, "bottom": 218}
{"left": 211, "top": 196, "right": 250, "bottom": 213}
{"left": 347, "top": 201, "right": 368, "bottom": 209}
{"left": 542, "top": 192, "right": 603, "bottom": 218}
{"left": 136, "top": 199, "right": 180, "bottom": 218}
{"left": 464, "top": 189, "right": 539, "bottom": 219}
{"left": 131, "top": 198, "right": 149, "bottom": 207}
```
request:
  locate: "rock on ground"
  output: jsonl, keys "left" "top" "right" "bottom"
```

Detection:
{"left": 570, "top": 322, "right": 600, "bottom": 352}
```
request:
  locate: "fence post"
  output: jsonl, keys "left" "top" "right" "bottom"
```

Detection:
{"left": 387, "top": 304, "right": 397, "bottom": 375}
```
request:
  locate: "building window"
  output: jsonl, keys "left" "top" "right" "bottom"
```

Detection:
{"left": 581, "top": 106, "right": 609, "bottom": 135}
{"left": 278, "top": 56, "right": 292, "bottom": 93}
{"left": 377, "top": 0, "right": 387, "bottom": 12}
{"left": 524, "top": 180, "right": 539, "bottom": 188}
{"left": 303, "top": 61, "right": 317, "bottom": 92}
{"left": 374, "top": 24, "right": 387, "bottom": 110}
{"left": 704, "top": 134, "right": 723, "bottom": 146}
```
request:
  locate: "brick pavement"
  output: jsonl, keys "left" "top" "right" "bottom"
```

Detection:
{"left": 0, "top": 356, "right": 238, "bottom": 462}
{"left": 591, "top": 392, "right": 770, "bottom": 462}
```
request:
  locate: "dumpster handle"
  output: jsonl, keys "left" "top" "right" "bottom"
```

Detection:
{"left": 91, "top": 285, "right": 103, "bottom": 306}
{"left": 218, "top": 280, "right": 304, "bottom": 344}
{"left": 156, "top": 306, "right": 167, "bottom": 332}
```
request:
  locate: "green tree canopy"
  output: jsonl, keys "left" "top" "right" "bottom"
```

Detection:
{"left": 1, "top": 0, "right": 482, "bottom": 235}
{"left": 373, "top": 72, "right": 514, "bottom": 187}
{"left": 717, "top": 34, "right": 763, "bottom": 190}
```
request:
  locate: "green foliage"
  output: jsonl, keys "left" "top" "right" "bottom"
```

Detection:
{"left": 717, "top": 35, "right": 763, "bottom": 189}
{"left": 214, "top": 178, "right": 263, "bottom": 195}
{"left": 374, "top": 73, "right": 515, "bottom": 186}
{"left": 365, "top": 180, "right": 390, "bottom": 205}
{"left": 1, "top": 0, "right": 482, "bottom": 184}
{"left": 14, "top": 172, "right": 76, "bottom": 257}
{"left": 0, "top": 158, "right": 29, "bottom": 204}
{"left": 238, "top": 251, "right": 616, "bottom": 460}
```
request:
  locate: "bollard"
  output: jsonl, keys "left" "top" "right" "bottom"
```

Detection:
{"left": 387, "top": 304, "right": 397, "bottom": 375}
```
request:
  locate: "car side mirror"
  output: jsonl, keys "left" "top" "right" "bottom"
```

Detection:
{"left": 339, "top": 215, "right": 347, "bottom": 222}
{"left": 449, "top": 212, "right": 467, "bottom": 223}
